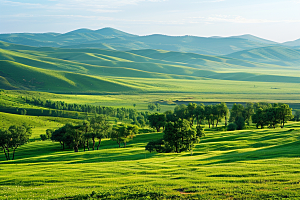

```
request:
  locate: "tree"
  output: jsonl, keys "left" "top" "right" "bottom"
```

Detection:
{"left": 145, "top": 139, "right": 164, "bottom": 153}
{"left": 40, "top": 134, "right": 47, "bottom": 141}
{"left": 51, "top": 126, "right": 67, "bottom": 150}
{"left": 244, "top": 103, "right": 255, "bottom": 125}
{"left": 64, "top": 123, "right": 85, "bottom": 152}
{"left": 89, "top": 115, "right": 111, "bottom": 150}
{"left": 0, "top": 124, "right": 32, "bottom": 160}
{"left": 195, "top": 103, "right": 205, "bottom": 126}
{"left": 219, "top": 103, "right": 229, "bottom": 127}
{"left": 235, "top": 116, "right": 245, "bottom": 130}
{"left": 278, "top": 104, "right": 293, "bottom": 128}
{"left": 174, "top": 104, "right": 187, "bottom": 120}
{"left": 155, "top": 103, "right": 161, "bottom": 112}
{"left": 111, "top": 124, "right": 138, "bottom": 148}
{"left": 229, "top": 104, "right": 244, "bottom": 122}
{"left": 46, "top": 129, "right": 53, "bottom": 139}
{"left": 165, "top": 110, "right": 177, "bottom": 122}
{"left": 148, "top": 103, "right": 156, "bottom": 111}
{"left": 294, "top": 110, "right": 300, "bottom": 121}
{"left": 252, "top": 108, "right": 267, "bottom": 129}
{"left": 148, "top": 113, "right": 166, "bottom": 132}
{"left": 163, "top": 119, "right": 201, "bottom": 153}
{"left": 187, "top": 103, "right": 197, "bottom": 127}
{"left": 205, "top": 105, "right": 213, "bottom": 128}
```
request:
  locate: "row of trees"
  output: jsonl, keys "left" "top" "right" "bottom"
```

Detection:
{"left": 147, "top": 102, "right": 294, "bottom": 133}
{"left": 0, "top": 124, "right": 32, "bottom": 160}
{"left": 147, "top": 103, "right": 229, "bottom": 133}
{"left": 23, "top": 96, "right": 149, "bottom": 126}
{"left": 229, "top": 103, "right": 293, "bottom": 130}
{"left": 49, "top": 115, "right": 139, "bottom": 152}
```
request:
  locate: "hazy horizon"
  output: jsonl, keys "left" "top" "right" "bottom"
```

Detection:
{"left": 1, "top": 0, "right": 300, "bottom": 43}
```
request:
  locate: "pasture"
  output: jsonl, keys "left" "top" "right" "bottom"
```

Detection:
{"left": 0, "top": 121, "right": 299, "bottom": 199}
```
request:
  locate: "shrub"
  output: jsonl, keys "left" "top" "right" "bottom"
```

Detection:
{"left": 227, "top": 123, "right": 237, "bottom": 131}
{"left": 40, "top": 134, "right": 47, "bottom": 141}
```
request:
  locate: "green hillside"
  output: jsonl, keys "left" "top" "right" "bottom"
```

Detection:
{"left": 0, "top": 60, "right": 135, "bottom": 92}
{"left": 0, "top": 28, "right": 276, "bottom": 55}
{"left": 230, "top": 34, "right": 278, "bottom": 45}
{"left": 227, "top": 46, "right": 300, "bottom": 66}
{"left": 0, "top": 119, "right": 299, "bottom": 199}
{"left": 1, "top": 42, "right": 300, "bottom": 94}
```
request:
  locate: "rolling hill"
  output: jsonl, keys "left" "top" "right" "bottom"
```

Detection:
{"left": 226, "top": 46, "right": 300, "bottom": 67}
{"left": 0, "top": 28, "right": 279, "bottom": 55}
{"left": 1, "top": 41, "right": 300, "bottom": 94}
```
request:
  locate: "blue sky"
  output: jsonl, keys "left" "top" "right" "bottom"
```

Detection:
{"left": 1, "top": 0, "right": 300, "bottom": 42}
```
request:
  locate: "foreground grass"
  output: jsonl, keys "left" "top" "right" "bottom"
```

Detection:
{"left": 0, "top": 123, "right": 299, "bottom": 199}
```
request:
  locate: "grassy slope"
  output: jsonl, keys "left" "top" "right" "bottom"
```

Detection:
{"left": 227, "top": 46, "right": 300, "bottom": 66}
{"left": 0, "top": 123, "right": 299, "bottom": 199}
{"left": 0, "top": 28, "right": 274, "bottom": 55}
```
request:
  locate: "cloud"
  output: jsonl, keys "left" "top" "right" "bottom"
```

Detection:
{"left": 0, "top": 0, "right": 45, "bottom": 8}
{"left": 0, "top": 0, "right": 167, "bottom": 12}
{"left": 190, "top": 15, "right": 300, "bottom": 24}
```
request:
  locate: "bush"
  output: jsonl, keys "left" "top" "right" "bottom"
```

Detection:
{"left": 227, "top": 123, "right": 237, "bottom": 131}
{"left": 235, "top": 116, "right": 245, "bottom": 130}
{"left": 40, "top": 134, "right": 47, "bottom": 141}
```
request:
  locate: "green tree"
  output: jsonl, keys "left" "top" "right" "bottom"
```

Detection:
{"left": 148, "top": 103, "right": 156, "bottom": 111}
{"left": 174, "top": 104, "right": 187, "bottom": 120}
{"left": 235, "top": 116, "right": 245, "bottom": 130}
{"left": 40, "top": 134, "right": 47, "bottom": 141}
{"left": 244, "top": 103, "right": 255, "bottom": 125}
{"left": 89, "top": 115, "right": 111, "bottom": 150}
{"left": 51, "top": 126, "right": 67, "bottom": 150}
{"left": 148, "top": 113, "right": 166, "bottom": 132}
{"left": 65, "top": 123, "right": 85, "bottom": 152}
{"left": 229, "top": 104, "right": 244, "bottom": 122}
{"left": 187, "top": 103, "right": 197, "bottom": 127}
{"left": 294, "top": 110, "right": 300, "bottom": 121}
{"left": 195, "top": 103, "right": 205, "bottom": 126}
{"left": 46, "top": 129, "right": 53, "bottom": 139}
{"left": 252, "top": 108, "right": 267, "bottom": 129}
{"left": 0, "top": 124, "right": 32, "bottom": 160}
{"left": 111, "top": 124, "right": 138, "bottom": 148}
{"left": 278, "top": 104, "right": 293, "bottom": 128}
{"left": 163, "top": 119, "right": 201, "bottom": 153}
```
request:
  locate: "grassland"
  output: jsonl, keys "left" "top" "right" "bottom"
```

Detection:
{"left": 0, "top": 121, "right": 299, "bottom": 199}
{"left": 0, "top": 90, "right": 299, "bottom": 199}
{"left": 1, "top": 42, "right": 300, "bottom": 96}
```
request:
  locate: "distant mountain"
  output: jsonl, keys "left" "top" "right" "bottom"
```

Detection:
{"left": 227, "top": 46, "right": 300, "bottom": 67}
{"left": 0, "top": 28, "right": 279, "bottom": 55}
{"left": 282, "top": 38, "right": 300, "bottom": 47}
{"left": 230, "top": 34, "right": 278, "bottom": 45}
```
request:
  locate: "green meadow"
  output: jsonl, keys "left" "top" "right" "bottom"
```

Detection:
{"left": 0, "top": 122, "right": 300, "bottom": 199}
{"left": 0, "top": 30, "right": 300, "bottom": 199}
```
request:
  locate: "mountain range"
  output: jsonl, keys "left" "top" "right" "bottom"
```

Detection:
{"left": 2, "top": 27, "right": 300, "bottom": 55}
{"left": 0, "top": 28, "right": 300, "bottom": 94}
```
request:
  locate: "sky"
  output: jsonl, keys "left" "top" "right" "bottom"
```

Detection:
{"left": 0, "top": 0, "right": 300, "bottom": 42}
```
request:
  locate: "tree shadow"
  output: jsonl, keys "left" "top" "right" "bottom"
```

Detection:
{"left": 198, "top": 140, "right": 300, "bottom": 165}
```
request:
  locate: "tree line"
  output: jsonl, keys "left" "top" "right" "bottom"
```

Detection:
{"left": 23, "top": 96, "right": 149, "bottom": 126}
{"left": 46, "top": 115, "right": 139, "bottom": 152}
{"left": 145, "top": 102, "right": 294, "bottom": 153}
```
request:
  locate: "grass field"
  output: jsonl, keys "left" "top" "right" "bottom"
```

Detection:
{"left": 0, "top": 122, "right": 299, "bottom": 199}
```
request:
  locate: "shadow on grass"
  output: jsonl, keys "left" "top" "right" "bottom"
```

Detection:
{"left": 0, "top": 132, "right": 163, "bottom": 164}
{"left": 199, "top": 140, "right": 300, "bottom": 165}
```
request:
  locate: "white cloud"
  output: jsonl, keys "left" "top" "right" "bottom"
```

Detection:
{"left": 190, "top": 15, "right": 300, "bottom": 24}
{"left": 0, "top": 0, "right": 167, "bottom": 12}
{"left": 0, "top": 0, "right": 45, "bottom": 8}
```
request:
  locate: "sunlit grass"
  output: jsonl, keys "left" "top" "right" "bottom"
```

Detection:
{"left": 0, "top": 122, "right": 299, "bottom": 199}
